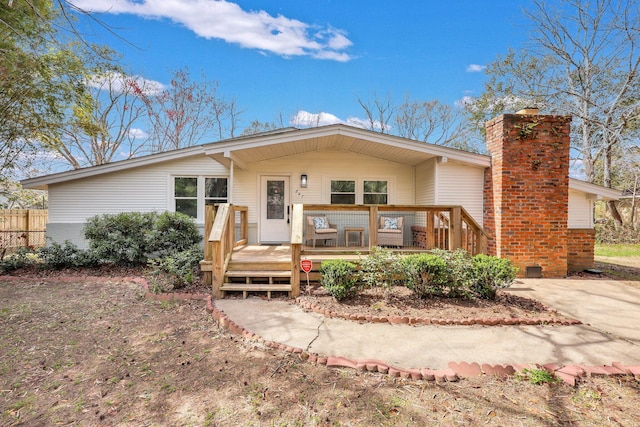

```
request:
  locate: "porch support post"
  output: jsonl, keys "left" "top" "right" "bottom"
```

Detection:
{"left": 201, "top": 205, "right": 216, "bottom": 286}
{"left": 368, "top": 206, "right": 378, "bottom": 248}
{"left": 290, "top": 204, "right": 304, "bottom": 298}
{"left": 450, "top": 207, "right": 462, "bottom": 250}
{"left": 426, "top": 209, "right": 435, "bottom": 249}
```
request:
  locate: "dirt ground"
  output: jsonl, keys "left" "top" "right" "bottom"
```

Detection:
{"left": 1, "top": 271, "right": 640, "bottom": 426}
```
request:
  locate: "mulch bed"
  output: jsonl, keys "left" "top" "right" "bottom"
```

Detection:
{"left": 296, "top": 285, "right": 579, "bottom": 326}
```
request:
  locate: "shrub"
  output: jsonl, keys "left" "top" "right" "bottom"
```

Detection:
{"left": 358, "top": 246, "right": 402, "bottom": 293}
{"left": 320, "top": 259, "right": 358, "bottom": 301}
{"left": 400, "top": 253, "right": 448, "bottom": 298}
{"left": 149, "top": 211, "right": 201, "bottom": 256}
{"left": 428, "top": 249, "right": 474, "bottom": 298}
{"left": 39, "top": 241, "right": 100, "bottom": 269}
{"left": 84, "top": 211, "right": 201, "bottom": 266}
{"left": 84, "top": 212, "right": 156, "bottom": 265}
{"left": 0, "top": 247, "right": 38, "bottom": 273}
{"left": 471, "top": 254, "right": 518, "bottom": 300}
{"left": 149, "top": 244, "right": 204, "bottom": 289}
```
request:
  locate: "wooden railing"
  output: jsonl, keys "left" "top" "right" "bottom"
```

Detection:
{"left": 200, "top": 204, "right": 248, "bottom": 297}
{"left": 297, "top": 204, "right": 487, "bottom": 254}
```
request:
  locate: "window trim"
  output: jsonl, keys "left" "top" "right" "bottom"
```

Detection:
{"left": 170, "top": 175, "right": 229, "bottom": 222}
{"left": 326, "top": 177, "right": 392, "bottom": 205}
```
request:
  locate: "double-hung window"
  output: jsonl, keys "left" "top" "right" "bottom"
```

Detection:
{"left": 330, "top": 179, "right": 388, "bottom": 204}
{"left": 173, "top": 176, "right": 228, "bottom": 221}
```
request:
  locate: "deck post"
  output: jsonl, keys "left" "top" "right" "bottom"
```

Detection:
{"left": 450, "top": 207, "right": 462, "bottom": 250}
{"left": 368, "top": 206, "right": 378, "bottom": 248}
{"left": 290, "top": 204, "right": 304, "bottom": 297}
{"left": 426, "top": 209, "right": 435, "bottom": 249}
{"left": 201, "top": 205, "right": 216, "bottom": 286}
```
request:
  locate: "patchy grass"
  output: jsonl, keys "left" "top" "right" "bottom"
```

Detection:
{"left": 595, "top": 243, "right": 640, "bottom": 258}
{"left": 1, "top": 275, "right": 640, "bottom": 426}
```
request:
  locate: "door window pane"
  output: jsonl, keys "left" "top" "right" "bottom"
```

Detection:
{"left": 266, "top": 180, "right": 285, "bottom": 219}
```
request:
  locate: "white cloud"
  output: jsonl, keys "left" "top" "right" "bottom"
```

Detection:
{"left": 86, "top": 72, "right": 165, "bottom": 96}
{"left": 128, "top": 128, "right": 148, "bottom": 139}
{"left": 290, "top": 111, "right": 343, "bottom": 127}
{"left": 289, "top": 111, "right": 390, "bottom": 132}
{"left": 466, "top": 64, "right": 486, "bottom": 73}
{"left": 73, "top": 0, "right": 353, "bottom": 61}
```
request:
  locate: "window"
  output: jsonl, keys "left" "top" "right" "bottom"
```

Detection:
{"left": 205, "top": 178, "right": 228, "bottom": 206}
{"left": 331, "top": 180, "right": 356, "bottom": 204}
{"left": 174, "top": 177, "right": 198, "bottom": 218}
{"left": 174, "top": 176, "right": 228, "bottom": 220}
{"left": 363, "top": 180, "right": 388, "bottom": 204}
{"left": 330, "top": 179, "right": 389, "bottom": 204}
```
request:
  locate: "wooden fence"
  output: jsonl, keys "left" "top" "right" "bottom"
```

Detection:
{"left": 0, "top": 209, "right": 48, "bottom": 254}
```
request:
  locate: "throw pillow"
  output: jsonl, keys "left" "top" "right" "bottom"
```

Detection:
{"left": 313, "top": 216, "right": 329, "bottom": 229}
{"left": 383, "top": 217, "right": 399, "bottom": 230}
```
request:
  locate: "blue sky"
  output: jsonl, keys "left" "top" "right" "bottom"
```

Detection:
{"left": 71, "top": 0, "right": 532, "bottom": 132}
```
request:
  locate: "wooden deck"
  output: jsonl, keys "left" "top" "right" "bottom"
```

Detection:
{"left": 218, "top": 244, "right": 431, "bottom": 299}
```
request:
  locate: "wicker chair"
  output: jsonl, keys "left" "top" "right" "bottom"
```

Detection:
{"left": 378, "top": 216, "right": 404, "bottom": 247}
{"left": 306, "top": 215, "right": 338, "bottom": 247}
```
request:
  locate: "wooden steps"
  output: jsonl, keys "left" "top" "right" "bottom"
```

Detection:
{"left": 221, "top": 259, "right": 293, "bottom": 299}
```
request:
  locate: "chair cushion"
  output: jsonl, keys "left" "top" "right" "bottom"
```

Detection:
{"left": 378, "top": 228, "right": 402, "bottom": 234}
{"left": 382, "top": 217, "right": 400, "bottom": 230}
{"left": 316, "top": 228, "right": 337, "bottom": 234}
{"left": 313, "top": 216, "right": 329, "bottom": 229}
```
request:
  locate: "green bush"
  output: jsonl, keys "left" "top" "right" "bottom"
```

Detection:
{"left": 320, "top": 259, "right": 358, "bottom": 301}
{"left": 428, "top": 249, "right": 474, "bottom": 298}
{"left": 84, "top": 212, "right": 156, "bottom": 265}
{"left": 84, "top": 211, "right": 201, "bottom": 266}
{"left": 0, "top": 247, "right": 38, "bottom": 273}
{"left": 39, "top": 241, "right": 100, "bottom": 269}
{"left": 149, "top": 211, "right": 201, "bottom": 256}
{"left": 400, "top": 253, "right": 448, "bottom": 298}
{"left": 471, "top": 254, "right": 518, "bottom": 300}
{"left": 358, "top": 246, "right": 402, "bottom": 292}
{"left": 149, "top": 244, "right": 204, "bottom": 289}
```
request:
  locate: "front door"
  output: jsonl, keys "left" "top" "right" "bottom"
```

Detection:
{"left": 260, "top": 176, "right": 290, "bottom": 243}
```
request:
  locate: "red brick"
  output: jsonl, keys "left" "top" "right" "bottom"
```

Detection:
{"left": 327, "top": 356, "right": 357, "bottom": 370}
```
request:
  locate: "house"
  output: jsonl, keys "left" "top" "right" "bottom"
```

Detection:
{"left": 22, "top": 111, "right": 620, "bottom": 295}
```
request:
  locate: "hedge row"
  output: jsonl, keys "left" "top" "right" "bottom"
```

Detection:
{"left": 320, "top": 247, "right": 518, "bottom": 301}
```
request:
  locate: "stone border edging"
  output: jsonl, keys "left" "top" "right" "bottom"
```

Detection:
{"left": 293, "top": 297, "right": 582, "bottom": 327}
{"left": 9, "top": 275, "right": 631, "bottom": 387}
{"left": 209, "top": 301, "right": 640, "bottom": 386}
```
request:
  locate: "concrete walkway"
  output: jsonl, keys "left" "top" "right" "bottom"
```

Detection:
{"left": 214, "top": 278, "right": 640, "bottom": 370}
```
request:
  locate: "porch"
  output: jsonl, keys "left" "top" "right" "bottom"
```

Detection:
{"left": 200, "top": 204, "right": 488, "bottom": 298}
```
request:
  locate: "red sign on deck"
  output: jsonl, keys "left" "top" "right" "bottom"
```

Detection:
{"left": 301, "top": 259, "right": 312, "bottom": 274}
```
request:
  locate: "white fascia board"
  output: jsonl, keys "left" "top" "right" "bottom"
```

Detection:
{"left": 569, "top": 178, "right": 621, "bottom": 201}
{"left": 21, "top": 146, "right": 207, "bottom": 189}
{"left": 203, "top": 124, "right": 491, "bottom": 168}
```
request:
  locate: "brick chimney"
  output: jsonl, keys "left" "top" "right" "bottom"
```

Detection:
{"left": 484, "top": 112, "right": 572, "bottom": 277}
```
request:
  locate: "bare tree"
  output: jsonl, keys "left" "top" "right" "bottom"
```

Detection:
{"left": 469, "top": 0, "right": 640, "bottom": 225}
{"left": 41, "top": 71, "right": 149, "bottom": 169}
{"left": 137, "top": 67, "right": 242, "bottom": 151}
{"left": 395, "top": 95, "right": 471, "bottom": 148}
{"left": 357, "top": 93, "right": 394, "bottom": 133}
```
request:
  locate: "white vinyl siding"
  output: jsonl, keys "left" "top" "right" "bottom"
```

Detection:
{"left": 415, "top": 158, "right": 436, "bottom": 205}
{"left": 568, "top": 190, "right": 593, "bottom": 228}
{"left": 433, "top": 161, "right": 484, "bottom": 226}
{"left": 48, "top": 155, "right": 228, "bottom": 223}
{"left": 232, "top": 149, "right": 415, "bottom": 223}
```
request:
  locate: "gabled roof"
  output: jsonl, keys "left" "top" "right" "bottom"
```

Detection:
{"left": 21, "top": 124, "right": 490, "bottom": 189}
{"left": 203, "top": 124, "right": 490, "bottom": 170}
{"left": 19, "top": 123, "right": 622, "bottom": 201}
